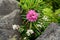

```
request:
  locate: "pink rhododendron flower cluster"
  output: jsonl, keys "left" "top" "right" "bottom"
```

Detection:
{"left": 26, "top": 10, "right": 38, "bottom": 22}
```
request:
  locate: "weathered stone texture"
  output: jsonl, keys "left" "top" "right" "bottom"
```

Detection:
{"left": 36, "top": 23, "right": 60, "bottom": 40}
{"left": 0, "top": 0, "right": 18, "bottom": 15}
{"left": 0, "top": 0, "right": 20, "bottom": 40}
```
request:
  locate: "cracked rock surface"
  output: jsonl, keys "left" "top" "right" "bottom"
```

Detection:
{"left": 36, "top": 23, "right": 60, "bottom": 40}
{"left": 0, "top": 0, "right": 21, "bottom": 40}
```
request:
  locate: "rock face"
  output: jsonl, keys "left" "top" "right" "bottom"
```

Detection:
{"left": 0, "top": 0, "right": 21, "bottom": 40}
{"left": 0, "top": 0, "right": 18, "bottom": 15}
{"left": 36, "top": 23, "right": 60, "bottom": 40}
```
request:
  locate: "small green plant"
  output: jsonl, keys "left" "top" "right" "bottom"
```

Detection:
{"left": 16, "top": 0, "right": 60, "bottom": 40}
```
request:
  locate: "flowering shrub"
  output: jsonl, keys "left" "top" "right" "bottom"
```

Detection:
{"left": 15, "top": 0, "right": 60, "bottom": 40}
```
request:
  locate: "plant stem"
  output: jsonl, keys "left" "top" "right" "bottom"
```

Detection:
{"left": 34, "top": 23, "right": 40, "bottom": 32}
{"left": 30, "top": 22, "right": 32, "bottom": 29}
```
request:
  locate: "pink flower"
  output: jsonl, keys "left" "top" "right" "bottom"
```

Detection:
{"left": 26, "top": 10, "right": 38, "bottom": 22}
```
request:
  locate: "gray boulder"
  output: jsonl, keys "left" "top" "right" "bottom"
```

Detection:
{"left": 36, "top": 23, "right": 60, "bottom": 40}
{"left": 0, "top": 0, "right": 18, "bottom": 15}
{"left": 0, "top": 0, "right": 21, "bottom": 40}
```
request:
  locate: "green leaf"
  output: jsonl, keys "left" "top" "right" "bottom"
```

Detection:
{"left": 42, "top": 8, "right": 53, "bottom": 17}
{"left": 18, "top": 27, "right": 24, "bottom": 33}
